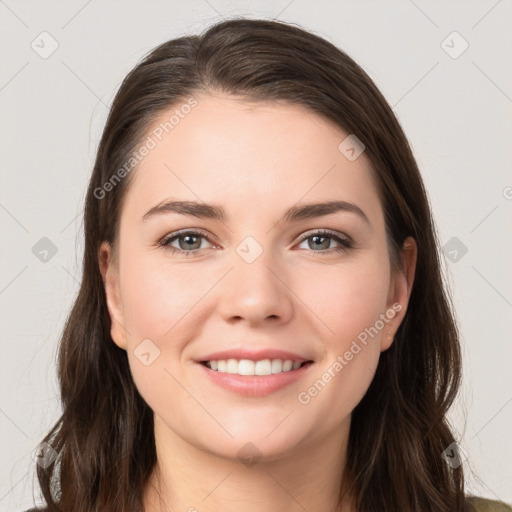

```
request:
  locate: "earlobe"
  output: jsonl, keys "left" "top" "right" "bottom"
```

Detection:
{"left": 98, "top": 242, "right": 128, "bottom": 350}
{"left": 381, "top": 237, "right": 417, "bottom": 351}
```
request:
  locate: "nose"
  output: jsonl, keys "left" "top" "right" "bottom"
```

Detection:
{"left": 216, "top": 251, "right": 294, "bottom": 327}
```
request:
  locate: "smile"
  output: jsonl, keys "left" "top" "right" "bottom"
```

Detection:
{"left": 197, "top": 358, "right": 315, "bottom": 397}
{"left": 202, "top": 358, "right": 312, "bottom": 376}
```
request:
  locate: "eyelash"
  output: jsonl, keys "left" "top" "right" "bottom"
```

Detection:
{"left": 157, "top": 229, "right": 353, "bottom": 257}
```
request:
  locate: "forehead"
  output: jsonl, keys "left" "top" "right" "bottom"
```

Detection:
{"left": 120, "top": 94, "right": 383, "bottom": 226}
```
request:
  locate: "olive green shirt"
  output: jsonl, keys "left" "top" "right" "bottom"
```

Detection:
{"left": 467, "top": 496, "right": 512, "bottom": 511}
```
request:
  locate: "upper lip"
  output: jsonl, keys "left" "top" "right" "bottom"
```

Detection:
{"left": 197, "top": 349, "right": 314, "bottom": 363}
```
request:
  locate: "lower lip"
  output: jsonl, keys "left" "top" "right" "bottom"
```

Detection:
{"left": 196, "top": 361, "right": 314, "bottom": 397}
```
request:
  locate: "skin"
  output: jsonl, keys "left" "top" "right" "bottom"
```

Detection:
{"left": 99, "top": 94, "right": 417, "bottom": 512}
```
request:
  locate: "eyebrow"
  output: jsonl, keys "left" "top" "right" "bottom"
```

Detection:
{"left": 141, "top": 199, "right": 370, "bottom": 226}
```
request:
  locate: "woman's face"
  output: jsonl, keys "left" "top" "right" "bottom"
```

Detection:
{"left": 100, "top": 94, "right": 415, "bottom": 461}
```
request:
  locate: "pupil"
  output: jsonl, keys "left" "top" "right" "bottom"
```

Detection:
{"left": 311, "top": 236, "right": 328, "bottom": 250}
{"left": 182, "top": 235, "right": 199, "bottom": 249}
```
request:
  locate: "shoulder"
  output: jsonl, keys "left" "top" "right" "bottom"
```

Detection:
{"left": 466, "top": 496, "right": 512, "bottom": 511}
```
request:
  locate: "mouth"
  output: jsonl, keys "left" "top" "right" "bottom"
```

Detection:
{"left": 200, "top": 358, "right": 314, "bottom": 376}
{"left": 196, "top": 357, "right": 315, "bottom": 397}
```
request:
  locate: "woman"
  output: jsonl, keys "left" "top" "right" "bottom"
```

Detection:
{"left": 26, "top": 17, "right": 510, "bottom": 512}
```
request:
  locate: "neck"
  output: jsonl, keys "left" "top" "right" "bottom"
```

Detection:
{"left": 143, "top": 415, "right": 356, "bottom": 512}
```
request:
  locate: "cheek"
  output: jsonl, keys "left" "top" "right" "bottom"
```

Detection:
{"left": 295, "top": 260, "right": 388, "bottom": 424}
{"left": 119, "top": 260, "right": 196, "bottom": 419}
{"left": 298, "top": 255, "right": 391, "bottom": 346}
{"left": 119, "top": 257, "right": 219, "bottom": 403}
{"left": 120, "top": 248, "right": 391, "bottom": 371}
{"left": 120, "top": 256, "right": 210, "bottom": 340}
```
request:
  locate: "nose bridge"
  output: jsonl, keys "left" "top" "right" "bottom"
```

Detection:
{"left": 216, "top": 236, "right": 293, "bottom": 324}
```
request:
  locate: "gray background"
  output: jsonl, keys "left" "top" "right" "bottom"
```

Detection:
{"left": 1, "top": 0, "right": 511, "bottom": 510}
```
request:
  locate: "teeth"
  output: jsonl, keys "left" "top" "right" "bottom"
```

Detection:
{"left": 205, "top": 358, "right": 305, "bottom": 376}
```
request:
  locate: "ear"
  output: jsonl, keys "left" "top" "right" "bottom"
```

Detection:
{"left": 98, "top": 241, "right": 128, "bottom": 350}
{"left": 381, "top": 236, "right": 417, "bottom": 351}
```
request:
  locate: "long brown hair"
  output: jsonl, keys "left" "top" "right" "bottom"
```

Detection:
{"left": 35, "top": 17, "right": 466, "bottom": 511}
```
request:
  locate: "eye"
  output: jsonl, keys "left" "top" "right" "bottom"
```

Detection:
{"left": 296, "top": 229, "right": 352, "bottom": 254}
{"left": 158, "top": 230, "right": 216, "bottom": 256}
{"left": 158, "top": 228, "right": 352, "bottom": 257}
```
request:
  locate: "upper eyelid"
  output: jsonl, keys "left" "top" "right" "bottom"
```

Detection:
{"left": 297, "top": 229, "right": 350, "bottom": 241}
